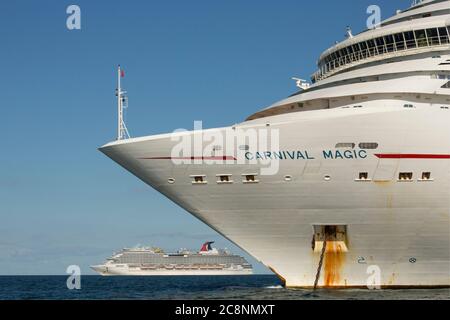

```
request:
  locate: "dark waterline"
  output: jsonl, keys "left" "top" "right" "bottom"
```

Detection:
{"left": 0, "top": 275, "right": 448, "bottom": 300}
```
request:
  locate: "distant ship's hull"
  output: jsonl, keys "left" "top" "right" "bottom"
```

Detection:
{"left": 91, "top": 265, "right": 253, "bottom": 276}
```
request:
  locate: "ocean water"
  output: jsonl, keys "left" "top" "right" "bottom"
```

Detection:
{"left": 0, "top": 275, "right": 448, "bottom": 300}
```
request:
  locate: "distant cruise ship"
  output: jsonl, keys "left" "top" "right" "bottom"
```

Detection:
{"left": 91, "top": 242, "right": 253, "bottom": 276}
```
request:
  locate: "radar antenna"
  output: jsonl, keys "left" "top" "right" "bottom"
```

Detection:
{"left": 346, "top": 26, "right": 353, "bottom": 39}
{"left": 116, "top": 65, "right": 131, "bottom": 140}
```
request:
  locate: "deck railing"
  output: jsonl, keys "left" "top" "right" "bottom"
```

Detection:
{"left": 312, "top": 33, "right": 450, "bottom": 82}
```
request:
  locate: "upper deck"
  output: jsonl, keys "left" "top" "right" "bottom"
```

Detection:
{"left": 312, "top": 0, "right": 450, "bottom": 82}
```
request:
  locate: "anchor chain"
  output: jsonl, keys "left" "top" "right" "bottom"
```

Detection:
{"left": 313, "top": 238, "right": 327, "bottom": 290}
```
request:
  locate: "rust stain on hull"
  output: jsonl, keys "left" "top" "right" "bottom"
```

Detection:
{"left": 324, "top": 242, "right": 345, "bottom": 287}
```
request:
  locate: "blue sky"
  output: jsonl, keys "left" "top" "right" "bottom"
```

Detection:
{"left": 0, "top": 0, "right": 405, "bottom": 275}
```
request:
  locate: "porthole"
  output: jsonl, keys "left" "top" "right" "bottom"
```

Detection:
{"left": 421, "top": 172, "right": 431, "bottom": 180}
{"left": 419, "top": 172, "right": 433, "bottom": 182}
{"left": 336, "top": 143, "right": 355, "bottom": 149}
{"left": 191, "top": 175, "right": 207, "bottom": 185}
{"left": 284, "top": 175, "right": 292, "bottom": 182}
{"left": 398, "top": 172, "right": 413, "bottom": 181}
{"left": 357, "top": 172, "right": 370, "bottom": 181}
{"left": 217, "top": 174, "right": 233, "bottom": 184}
{"left": 324, "top": 175, "right": 331, "bottom": 181}
{"left": 243, "top": 174, "right": 259, "bottom": 184}
{"left": 168, "top": 178, "right": 175, "bottom": 184}
{"left": 359, "top": 143, "right": 379, "bottom": 150}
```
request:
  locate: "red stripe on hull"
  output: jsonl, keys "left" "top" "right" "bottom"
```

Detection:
{"left": 375, "top": 154, "right": 450, "bottom": 159}
{"left": 140, "top": 156, "right": 237, "bottom": 161}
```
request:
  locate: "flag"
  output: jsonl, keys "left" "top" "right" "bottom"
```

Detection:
{"left": 121, "top": 69, "right": 125, "bottom": 78}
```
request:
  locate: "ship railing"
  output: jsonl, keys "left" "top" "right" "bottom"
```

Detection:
{"left": 312, "top": 34, "right": 450, "bottom": 82}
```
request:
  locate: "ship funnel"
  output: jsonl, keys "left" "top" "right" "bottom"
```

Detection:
{"left": 200, "top": 241, "right": 215, "bottom": 252}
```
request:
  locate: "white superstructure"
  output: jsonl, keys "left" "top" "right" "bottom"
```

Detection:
{"left": 100, "top": 0, "right": 450, "bottom": 288}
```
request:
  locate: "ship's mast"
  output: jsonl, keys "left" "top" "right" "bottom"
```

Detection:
{"left": 117, "top": 65, "right": 130, "bottom": 140}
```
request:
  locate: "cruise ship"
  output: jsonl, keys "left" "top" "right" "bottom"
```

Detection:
{"left": 100, "top": 0, "right": 450, "bottom": 288}
{"left": 91, "top": 242, "right": 253, "bottom": 276}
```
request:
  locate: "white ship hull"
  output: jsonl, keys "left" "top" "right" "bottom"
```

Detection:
{"left": 100, "top": 104, "right": 450, "bottom": 288}
{"left": 91, "top": 265, "right": 253, "bottom": 276}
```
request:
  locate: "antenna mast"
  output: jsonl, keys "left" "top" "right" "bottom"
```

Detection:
{"left": 117, "top": 65, "right": 130, "bottom": 140}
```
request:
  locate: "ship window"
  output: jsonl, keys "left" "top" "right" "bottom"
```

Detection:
{"left": 399, "top": 172, "right": 413, "bottom": 181}
{"left": 404, "top": 104, "right": 415, "bottom": 108}
{"left": 239, "top": 145, "right": 250, "bottom": 151}
{"left": 404, "top": 31, "right": 416, "bottom": 49}
{"left": 415, "top": 29, "right": 428, "bottom": 47}
{"left": 426, "top": 28, "right": 439, "bottom": 45}
{"left": 394, "top": 33, "right": 406, "bottom": 50}
{"left": 191, "top": 175, "right": 207, "bottom": 184}
{"left": 442, "top": 81, "right": 450, "bottom": 89}
{"left": 335, "top": 143, "right": 355, "bottom": 149}
{"left": 359, "top": 143, "right": 378, "bottom": 150}
{"left": 243, "top": 174, "right": 259, "bottom": 184}
{"left": 360, "top": 41, "right": 368, "bottom": 50}
{"left": 421, "top": 172, "right": 432, "bottom": 181}
{"left": 375, "top": 37, "right": 386, "bottom": 54}
{"left": 217, "top": 174, "right": 233, "bottom": 184}
{"left": 358, "top": 172, "right": 370, "bottom": 181}
{"left": 384, "top": 35, "right": 394, "bottom": 52}
{"left": 438, "top": 27, "right": 449, "bottom": 44}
